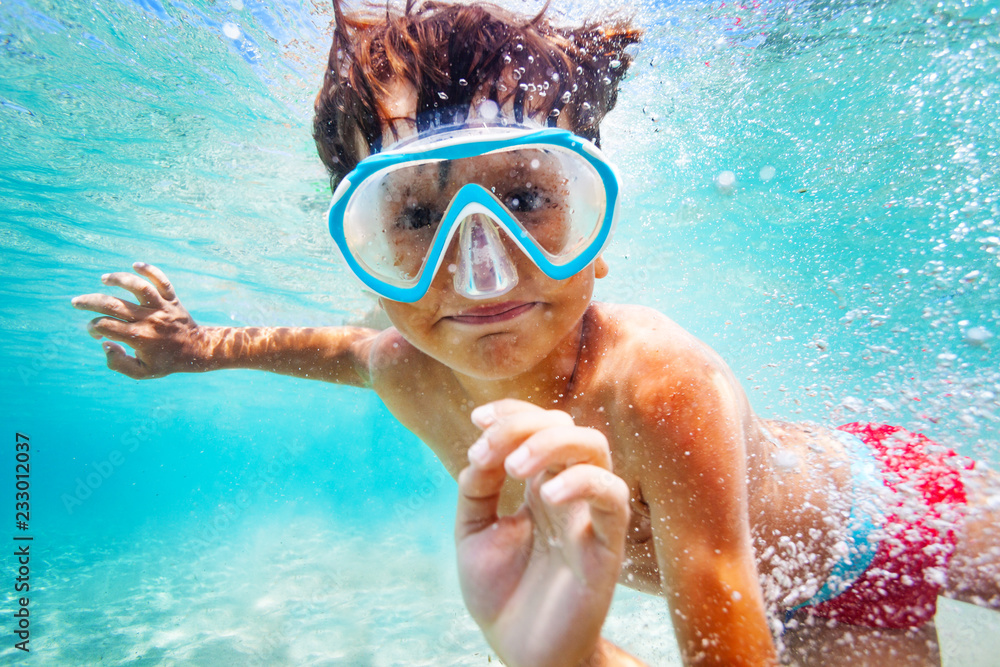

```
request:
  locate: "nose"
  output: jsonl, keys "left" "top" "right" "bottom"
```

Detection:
{"left": 451, "top": 213, "right": 519, "bottom": 299}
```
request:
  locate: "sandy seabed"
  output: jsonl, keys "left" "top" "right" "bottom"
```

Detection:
{"left": 3, "top": 513, "right": 997, "bottom": 666}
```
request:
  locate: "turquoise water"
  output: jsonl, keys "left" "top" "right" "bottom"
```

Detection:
{"left": 1, "top": 0, "right": 999, "bottom": 663}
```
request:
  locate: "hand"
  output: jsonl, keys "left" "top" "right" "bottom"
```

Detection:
{"left": 72, "top": 262, "right": 203, "bottom": 379}
{"left": 456, "top": 399, "right": 631, "bottom": 667}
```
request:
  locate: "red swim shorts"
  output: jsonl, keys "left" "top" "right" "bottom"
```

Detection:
{"left": 807, "top": 423, "right": 974, "bottom": 628}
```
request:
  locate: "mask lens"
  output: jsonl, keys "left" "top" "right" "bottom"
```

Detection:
{"left": 471, "top": 146, "right": 607, "bottom": 263}
{"left": 342, "top": 161, "right": 449, "bottom": 285}
{"left": 339, "top": 138, "right": 610, "bottom": 290}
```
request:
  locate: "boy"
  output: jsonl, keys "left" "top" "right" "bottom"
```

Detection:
{"left": 73, "top": 2, "right": 1000, "bottom": 664}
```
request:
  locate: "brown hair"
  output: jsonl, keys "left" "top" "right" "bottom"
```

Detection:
{"left": 313, "top": 0, "right": 642, "bottom": 189}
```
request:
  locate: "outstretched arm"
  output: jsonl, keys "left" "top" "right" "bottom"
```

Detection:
{"left": 456, "top": 399, "right": 647, "bottom": 667}
{"left": 72, "top": 262, "right": 378, "bottom": 386}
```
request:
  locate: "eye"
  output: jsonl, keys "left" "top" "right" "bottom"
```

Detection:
{"left": 505, "top": 189, "right": 545, "bottom": 213}
{"left": 397, "top": 204, "right": 442, "bottom": 231}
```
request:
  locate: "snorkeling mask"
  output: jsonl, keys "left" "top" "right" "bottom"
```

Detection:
{"left": 327, "top": 122, "right": 620, "bottom": 303}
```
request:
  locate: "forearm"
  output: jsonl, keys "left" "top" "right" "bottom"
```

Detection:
{"left": 671, "top": 559, "right": 777, "bottom": 666}
{"left": 190, "top": 326, "right": 376, "bottom": 386}
{"left": 581, "top": 638, "right": 649, "bottom": 667}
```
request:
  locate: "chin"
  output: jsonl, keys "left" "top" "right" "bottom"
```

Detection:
{"left": 451, "top": 333, "right": 543, "bottom": 379}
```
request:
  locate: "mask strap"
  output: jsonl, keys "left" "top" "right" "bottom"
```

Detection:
{"left": 513, "top": 89, "right": 525, "bottom": 124}
{"left": 415, "top": 105, "right": 470, "bottom": 134}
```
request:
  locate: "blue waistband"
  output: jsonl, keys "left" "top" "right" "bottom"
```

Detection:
{"left": 790, "top": 430, "right": 883, "bottom": 612}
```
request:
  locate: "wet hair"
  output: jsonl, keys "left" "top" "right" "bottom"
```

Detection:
{"left": 313, "top": 0, "right": 642, "bottom": 189}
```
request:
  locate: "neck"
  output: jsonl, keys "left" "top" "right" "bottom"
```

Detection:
{"left": 452, "top": 307, "right": 589, "bottom": 408}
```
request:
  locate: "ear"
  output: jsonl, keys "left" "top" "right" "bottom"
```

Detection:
{"left": 594, "top": 255, "right": 609, "bottom": 279}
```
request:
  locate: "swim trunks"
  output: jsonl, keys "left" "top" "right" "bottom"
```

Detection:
{"left": 796, "top": 422, "right": 974, "bottom": 628}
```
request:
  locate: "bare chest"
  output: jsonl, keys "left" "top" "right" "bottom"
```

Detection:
{"left": 387, "top": 390, "right": 661, "bottom": 582}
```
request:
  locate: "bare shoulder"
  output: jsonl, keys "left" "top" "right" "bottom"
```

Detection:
{"left": 369, "top": 328, "right": 437, "bottom": 376}
{"left": 588, "top": 302, "right": 734, "bottom": 391}
{"left": 367, "top": 327, "right": 457, "bottom": 398}
{"left": 586, "top": 303, "right": 754, "bottom": 454}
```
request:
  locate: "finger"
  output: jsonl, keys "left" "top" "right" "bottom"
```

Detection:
{"left": 467, "top": 408, "right": 575, "bottom": 469}
{"left": 71, "top": 293, "right": 145, "bottom": 322}
{"left": 524, "top": 469, "right": 560, "bottom": 541}
{"left": 101, "top": 341, "right": 151, "bottom": 379}
{"left": 540, "top": 465, "right": 630, "bottom": 549}
{"left": 87, "top": 316, "right": 136, "bottom": 342}
{"left": 470, "top": 398, "right": 548, "bottom": 429}
{"left": 100, "top": 271, "right": 162, "bottom": 308}
{"left": 455, "top": 463, "right": 508, "bottom": 540}
{"left": 504, "top": 425, "right": 612, "bottom": 479}
{"left": 132, "top": 262, "right": 177, "bottom": 301}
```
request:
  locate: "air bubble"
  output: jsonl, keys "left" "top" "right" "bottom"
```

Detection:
{"left": 979, "top": 236, "right": 1000, "bottom": 252}
{"left": 965, "top": 326, "right": 993, "bottom": 346}
{"left": 873, "top": 398, "right": 895, "bottom": 412}
{"left": 458, "top": 78, "right": 468, "bottom": 86}
{"left": 222, "top": 22, "right": 241, "bottom": 39}
{"left": 715, "top": 170, "right": 736, "bottom": 193}
{"left": 759, "top": 165, "right": 776, "bottom": 182}
{"left": 924, "top": 567, "right": 947, "bottom": 587}
{"left": 437, "top": 91, "right": 448, "bottom": 100}
{"left": 961, "top": 270, "right": 981, "bottom": 283}
{"left": 840, "top": 396, "right": 865, "bottom": 413}
{"left": 476, "top": 99, "right": 499, "bottom": 120}
{"left": 773, "top": 450, "right": 799, "bottom": 470}
{"left": 610, "top": 59, "right": 622, "bottom": 69}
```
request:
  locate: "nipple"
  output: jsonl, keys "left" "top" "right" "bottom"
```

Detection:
{"left": 453, "top": 213, "right": 518, "bottom": 299}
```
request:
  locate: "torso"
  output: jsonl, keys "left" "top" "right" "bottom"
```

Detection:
{"left": 370, "top": 302, "right": 857, "bottom": 609}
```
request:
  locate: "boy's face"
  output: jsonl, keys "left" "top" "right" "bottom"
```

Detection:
{"left": 372, "top": 84, "right": 609, "bottom": 380}
{"left": 380, "top": 238, "right": 607, "bottom": 381}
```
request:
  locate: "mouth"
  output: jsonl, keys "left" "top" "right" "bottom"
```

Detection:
{"left": 445, "top": 301, "right": 537, "bottom": 325}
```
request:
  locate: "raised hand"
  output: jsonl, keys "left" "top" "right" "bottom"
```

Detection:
{"left": 72, "top": 262, "right": 204, "bottom": 379}
{"left": 456, "top": 399, "right": 634, "bottom": 667}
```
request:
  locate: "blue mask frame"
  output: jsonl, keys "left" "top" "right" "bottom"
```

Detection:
{"left": 327, "top": 127, "right": 620, "bottom": 303}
